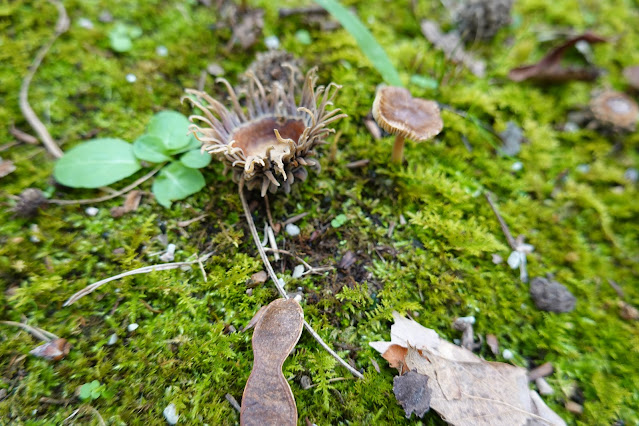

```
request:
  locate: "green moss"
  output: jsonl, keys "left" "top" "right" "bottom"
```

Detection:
{"left": 1, "top": 0, "right": 639, "bottom": 424}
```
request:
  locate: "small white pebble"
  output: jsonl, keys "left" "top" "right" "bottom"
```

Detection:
{"left": 457, "top": 316, "right": 475, "bottom": 325}
{"left": 85, "top": 207, "right": 99, "bottom": 217}
{"left": 78, "top": 18, "right": 94, "bottom": 29}
{"left": 285, "top": 223, "right": 300, "bottom": 237}
{"left": 127, "top": 323, "right": 139, "bottom": 332}
{"left": 492, "top": 254, "right": 503, "bottom": 265}
{"left": 624, "top": 167, "right": 638, "bottom": 183}
{"left": 511, "top": 161, "right": 523, "bottom": 172}
{"left": 264, "top": 35, "right": 280, "bottom": 50}
{"left": 502, "top": 349, "right": 514, "bottom": 360}
{"left": 107, "top": 333, "right": 118, "bottom": 345}
{"left": 156, "top": 45, "right": 168, "bottom": 57}
{"left": 160, "top": 244, "right": 176, "bottom": 262}
{"left": 293, "top": 294, "right": 303, "bottom": 303}
{"left": 576, "top": 164, "right": 590, "bottom": 174}
{"left": 292, "top": 264, "right": 305, "bottom": 279}
{"left": 126, "top": 73, "right": 137, "bottom": 83}
{"left": 563, "top": 122, "right": 580, "bottom": 132}
{"left": 536, "top": 377, "right": 554, "bottom": 395}
{"left": 163, "top": 403, "right": 179, "bottom": 424}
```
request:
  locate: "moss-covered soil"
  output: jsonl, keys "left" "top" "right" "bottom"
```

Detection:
{"left": 1, "top": 0, "right": 639, "bottom": 424}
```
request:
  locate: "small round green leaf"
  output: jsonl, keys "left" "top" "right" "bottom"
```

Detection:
{"left": 147, "top": 110, "right": 195, "bottom": 152}
{"left": 152, "top": 162, "right": 205, "bottom": 208}
{"left": 109, "top": 33, "right": 132, "bottom": 52}
{"left": 180, "top": 149, "right": 212, "bottom": 169}
{"left": 54, "top": 138, "right": 141, "bottom": 188}
{"left": 133, "top": 134, "right": 172, "bottom": 163}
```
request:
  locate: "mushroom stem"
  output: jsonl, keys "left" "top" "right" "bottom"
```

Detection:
{"left": 391, "top": 134, "right": 405, "bottom": 163}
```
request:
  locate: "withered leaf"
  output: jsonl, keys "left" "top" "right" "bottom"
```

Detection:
{"left": 393, "top": 370, "right": 432, "bottom": 419}
{"left": 371, "top": 312, "right": 566, "bottom": 426}
{"left": 241, "top": 298, "right": 304, "bottom": 426}
{"left": 0, "top": 158, "right": 16, "bottom": 178}
{"left": 508, "top": 32, "right": 606, "bottom": 83}
{"left": 29, "top": 338, "right": 71, "bottom": 361}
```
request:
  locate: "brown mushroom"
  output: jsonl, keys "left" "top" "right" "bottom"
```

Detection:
{"left": 372, "top": 86, "right": 443, "bottom": 163}
{"left": 589, "top": 90, "right": 638, "bottom": 132}
{"left": 623, "top": 65, "right": 639, "bottom": 91}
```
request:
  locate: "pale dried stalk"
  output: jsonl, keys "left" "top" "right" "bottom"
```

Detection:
{"left": 238, "top": 179, "right": 363, "bottom": 379}
{"left": 19, "top": 0, "right": 69, "bottom": 159}
{"left": 63, "top": 252, "right": 215, "bottom": 306}
{"left": 0, "top": 321, "right": 58, "bottom": 342}
{"left": 49, "top": 165, "right": 162, "bottom": 206}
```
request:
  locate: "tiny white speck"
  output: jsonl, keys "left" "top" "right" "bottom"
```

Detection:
{"left": 511, "top": 161, "right": 523, "bottom": 172}
{"left": 160, "top": 244, "right": 176, "bottom": 262}
{"left": 576, "top": 164, "right": 590, "bottom": 173}
{"left": 292, "top": 264, "right": 305, "bottom": 279}
{"left": 624, "top": 168, "right": 638, "bottom": 183}
{"left": 502, "top": 349, "right": 514, "bottom": 360}
{"left": 156, "top": 45, "right": 168, "bottom": 57}
{"left": 285, "top": 223, "right": 300, "bottom": 237}
{"left": 85, "top": 207, "right": 99, "bottom": 216}
{"left": 126, "top": 73, "right": 137, "bottom": 83}
{"left": 163, "top": 403, "right": 179, "bottom": 424}
{"left": 264, "top": 35, "right": 279, "bottom": 50}
{"left": 78, "top": 18, "right": 94, "bottom": 29}
{"left": 457, "top": 316, "right": 475, "bottom": 325}
{"left": 107, "top": 333, "right": 118, "bottom": 345}
{"left": 127, "top": 323, "right": 138, "bottom": 332}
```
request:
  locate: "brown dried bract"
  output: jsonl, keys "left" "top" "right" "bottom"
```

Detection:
{"left": 241, "top": 298, "right": 304, "bottom": 426}
{"left": 29, "top": 338, "right": 71, "bottom": 361}
{"left": 508, "top": 32, "right": 606, "bottom": 83}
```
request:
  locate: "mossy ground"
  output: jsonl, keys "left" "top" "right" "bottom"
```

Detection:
{"left": 1, "top": 0, "right": 638, "bottom": 424}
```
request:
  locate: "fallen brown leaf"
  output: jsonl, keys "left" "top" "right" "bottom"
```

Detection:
{"left": 508, "top": 32, "right": 606, "bottom": 83}
{"left": 241, "top": 298, "right": 304, "bottom": 426}
{"left": 371, "top": 312, "right": 566, "bottom": 426}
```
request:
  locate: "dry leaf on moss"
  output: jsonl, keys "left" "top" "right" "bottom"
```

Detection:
{"left": 508, "top": 32, "right": 606, "bottom": 83}
{"left": 29, "top": 338, "right": 71, "bottom": 361}
{"left": 241, "top": 298, "right": 304, "bottom": 426}
{"left": 394, "top": 370, "right": 432, "bottom": 418}
{"left": 370, "top": 312, "right": 566, "bottom": 426}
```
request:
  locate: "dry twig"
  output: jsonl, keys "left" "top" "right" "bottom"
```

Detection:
{"left": 19, "top": 0, "right": 69, "bottom": 158}
{"left": 0, "top": 321, "right": 58, "bottom": 342}
{"left": 63, "top": 252, "right": 215, "bottom": 306}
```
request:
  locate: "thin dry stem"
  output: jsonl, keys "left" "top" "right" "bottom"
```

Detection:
{"left": 485, "top": 192, "right": 516, "bottom": 249}
{"left": 49, "top": 165, "right": 162, "bottom": 206}
{"left": 238, "top": 179, "right": 363, "bottom": 379}
{"left": 0, "top": 321, "right": 58, "bottom": 342}
{"left": 19, "top": 0, "right": 69, "bottom": 159}
{"left": 63, "top": 252, "right": 215, "bottom": 306}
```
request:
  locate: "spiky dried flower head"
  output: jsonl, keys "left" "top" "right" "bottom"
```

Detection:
{"left": 184, "top": 68, "right": 346, "bottom": 196}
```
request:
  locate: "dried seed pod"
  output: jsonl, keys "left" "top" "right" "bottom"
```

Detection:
{"left": 185, "top": 68, "right": 346, "bottom": 196}
{"left": 29, "top": 338, "right": 71, "bottom": 361}
{"left": 14, "top": 188, "right": 47, "bottom": 217}
{"left": 241, "top": 298, "right": 304, "bottom": 426}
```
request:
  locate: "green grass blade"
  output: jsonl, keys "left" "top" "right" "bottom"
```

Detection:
{"left": 315, "top": 0, "right": 402, "bottom": 86}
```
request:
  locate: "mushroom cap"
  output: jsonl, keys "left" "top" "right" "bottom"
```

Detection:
{"left": 589, "top": 90, "right": 638, "bottom": 131}
{"left": 623, "top": 65, "right": 639, "bottom": 90}
{"left": 372, "top": 86, "right": 443, "bottom": 142}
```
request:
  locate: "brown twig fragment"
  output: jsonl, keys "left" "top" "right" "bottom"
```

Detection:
{"left": 0, "top": 320, "right": 58, "bottom": 342}
{"left": 18, "top": 0, "right": 69, "bottom": 159}
{"left": 485, "top": 192, "right": 516, "bottom": 249}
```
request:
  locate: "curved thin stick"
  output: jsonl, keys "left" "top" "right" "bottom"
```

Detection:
{"left": 19, "top": 0, "right": 69, "bottom": 159}
{"left": 63, "top": 252, "right": 215, "bottom": 306}
{"left": 49, "top": 165, "right": 162, "bottom": 205}
{"left": 238, "top": 179, "right": 363, "bottom": 379}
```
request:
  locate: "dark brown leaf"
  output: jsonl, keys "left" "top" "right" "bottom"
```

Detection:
{"left": 29, "top": 338, "right": 71, "bottom": 361}
{"left": 241, "top": 298, "right": 304, "bottom": 426}
{"left": 508, "top": 32, "right": 606, "bottom": 83}
{"left": 393, "top": 370, "right": 432, "bottom": 419}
